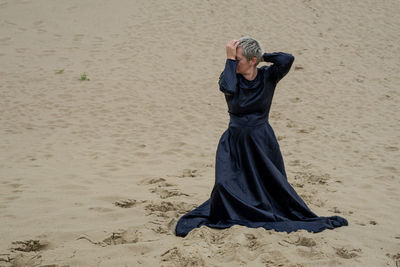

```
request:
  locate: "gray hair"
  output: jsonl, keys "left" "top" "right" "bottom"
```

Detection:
{"left": 238, "top": 37, "right": 263, "bottom": 65}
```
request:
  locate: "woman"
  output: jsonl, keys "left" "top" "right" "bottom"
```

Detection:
{"left": 175, "top": 37, "right": 348, "bottom": 237}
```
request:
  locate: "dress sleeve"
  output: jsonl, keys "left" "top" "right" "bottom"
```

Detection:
{"left": 262, "top": 52, "right": 295, "bottom": 83}
{"left": 218, "top": 59, "right": 239, "bottom": 95}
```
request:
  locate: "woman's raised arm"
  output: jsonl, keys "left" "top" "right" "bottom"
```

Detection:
{"left": 262, "top": 52, "right": 295, "bottom": 83}
{"left": 219, "top": 40, "right": 240, "bottom": 95}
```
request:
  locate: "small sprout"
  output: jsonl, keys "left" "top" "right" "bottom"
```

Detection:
{"left": 79, "top": 72, "right": 90, "bottom": 81}
{"left": 55, "top": 69, "right": 64, "bottom": 74}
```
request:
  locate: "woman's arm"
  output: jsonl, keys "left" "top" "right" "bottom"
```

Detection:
{"left": 219, "top": 59, "right": 238, "bottom": 95}
{"left": 219, "top": 40, "right": 240, "bottom": 95}
{"left": 262, "top": 52, "right": 295, "bottom": 82}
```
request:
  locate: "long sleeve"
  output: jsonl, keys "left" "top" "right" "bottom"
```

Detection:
{"left": 218, "top": 59, "right": 239, "bottom": 95}
{"left": 262, "top": 52, "right": 295, "bottom": 83}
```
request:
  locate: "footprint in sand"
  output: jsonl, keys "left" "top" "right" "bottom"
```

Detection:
{"left": 4, "top": 253, "right": 42, "bottom": 267}
{"left": 148, "top": 218, "right": 178, "bottom": 235}
{"left": 144, "top": 201, "right": 196, "bottom": 220}
{"left": 161, "top": 246, "right": 206, "bottom": 267}
{"left": 334, "top": 207, "right": 354, "bottom": 215}
{"left": 145, "top": 201, "right": 194, "bottom": 213}
{"left": 244, "top": 233, "right": 261, "bottom": 251}
{"left": 261, "top": 250, "right": 291, "bottom": 266}
{"left": 185, "top": 226, "right": 227, "bottom": 245}
{"left": 335, "top": 247, "right": 362, "bottom": 259}
{"left": 293, "top": 171, "right": 330, "bottom": 186}
{"left": 139, "top": 177, "right": 189, "bottom": 199}
{"left": 138, "top": 177, "right": 175, "bottom": 187}
{"left": 328, "top": 206, "right": 342, "bottom": 214}
{"left": 284, "top": 234, "right": 317, "bottom": 247}
{"left": 180, "top": 169, "right": 198, "bottom": 178}
{"left": 286, "top": 119, "right": 296, "bottom": 128}
{"left": 102, "top": 229, "right": 139, "bottom": 245}
{"left": 294, "top": 236, "right": 317, "bottom": 247}
{"left": 114, "top": 199, "right": 137, "bottom": 208}
{"left": 150, "top": 187, "right": 189, "bottom": 199}
{"left": 0, "top": 253, "right": 13, "bottom": 265}
{"left": 386, "top": 253, "right": 400, "bottom": 267}
{"left": 9, "top": 240, "right": 49, "bottom": 252}
{"left": 77, "top": 228, "right": 140, "bottom": 247}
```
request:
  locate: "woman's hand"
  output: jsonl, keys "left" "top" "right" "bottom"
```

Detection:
{"left": 226, "top": 39, "right": 239, "bottom": 60}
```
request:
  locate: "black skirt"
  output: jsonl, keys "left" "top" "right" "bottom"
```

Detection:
{"left": 175, "top": 113, "right": 348, "bottom": 237}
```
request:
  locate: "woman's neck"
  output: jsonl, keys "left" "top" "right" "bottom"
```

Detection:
{"left": 242, "top": 67, "right": 258, "bottom": 81}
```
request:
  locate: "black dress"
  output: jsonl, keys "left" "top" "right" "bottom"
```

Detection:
{"left": 175, "top": 53, "right": 348, "bottom": 237}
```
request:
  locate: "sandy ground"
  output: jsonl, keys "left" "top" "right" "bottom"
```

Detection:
{"left": 0, "top": 0, "right": 399, "bottom": 266}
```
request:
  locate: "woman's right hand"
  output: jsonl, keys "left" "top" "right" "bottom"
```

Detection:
{"left": 226, "top": 39, "right": 239, "bottom": 60}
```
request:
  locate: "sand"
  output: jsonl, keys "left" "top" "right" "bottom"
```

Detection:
{"left": 0, "top": 0, "right": 399, "bottom": 266}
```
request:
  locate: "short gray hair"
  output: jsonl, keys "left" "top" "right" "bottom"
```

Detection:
{"left": 238, "top": 37, "right": 263, "bottom": 65}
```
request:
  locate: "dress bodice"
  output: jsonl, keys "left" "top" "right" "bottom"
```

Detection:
{"left": 218, "top": 53, "right": 295, "bottom": 122}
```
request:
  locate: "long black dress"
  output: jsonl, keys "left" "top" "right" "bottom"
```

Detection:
{"left": 175, "top": 52, "right": 348, "bottom": 237}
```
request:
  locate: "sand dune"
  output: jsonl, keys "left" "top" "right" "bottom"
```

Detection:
{"left": 0, "top": 0, "right": 399, "bottom": 266}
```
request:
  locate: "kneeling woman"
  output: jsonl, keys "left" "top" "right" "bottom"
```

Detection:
{"left": 175, "top": 37, "right": 348, "bottom": 237}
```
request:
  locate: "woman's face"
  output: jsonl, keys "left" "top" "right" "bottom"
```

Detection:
{"left": 235, "top": 47, "right": 253, "bottom": 74}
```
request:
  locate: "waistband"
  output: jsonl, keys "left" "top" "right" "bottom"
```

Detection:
{"left": 228, "top": 113, "right": 269, "bottom": 127}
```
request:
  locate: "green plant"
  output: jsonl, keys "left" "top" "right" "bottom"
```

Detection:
{"left": 55, "top": 69, "right": 64, "bottom": 74}
{"left": 79, "top": 72, "right": 90, "bottom": 81}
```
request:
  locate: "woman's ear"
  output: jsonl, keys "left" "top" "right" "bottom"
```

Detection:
{"left": 251, "top": 57, "right": 257, "bottom": 66}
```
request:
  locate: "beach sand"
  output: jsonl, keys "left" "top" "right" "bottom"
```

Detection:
{"left": 0, "top": 0, "right": 399, "bottom": 266}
